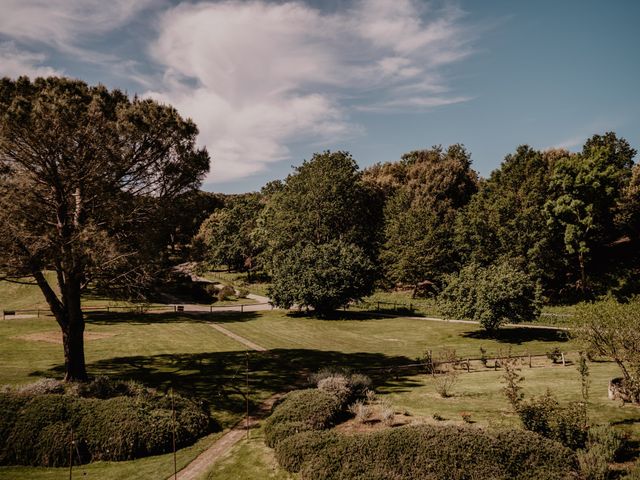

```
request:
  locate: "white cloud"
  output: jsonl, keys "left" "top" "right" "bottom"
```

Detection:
{"left": 0, "top": 0, "right": 156, "bottom": 48}
{"left": 147, "top": 0, "right": 475, "bottom": 183}
{"left": 0, "top": 42, "right": 61, "bottom": 78}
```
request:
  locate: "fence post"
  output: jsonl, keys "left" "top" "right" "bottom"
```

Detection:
{"left": 241, "top": 304, "right": 244, "bottom": 313}
{"left": 494, "top": 358, "right": 498, "bottom": 371}
{"left": 561, "top": 352, "right": 566, "bottom": 367}
{"left": 466, "top": 359, "right": 470, "bottom": 372}
{"left": 174, "top": 305, "right": 177, "bottom": 313}
{"left": 529, "top": 354, "right": 532, "bottom": 368}
{"left": 210, "top": 305, "right": 213, "bottom": 313}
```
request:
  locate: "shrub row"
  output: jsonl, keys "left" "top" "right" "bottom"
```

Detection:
{"left": 263, "top": 389, "right": 343, "bottom": 447}
{"left": 275, "top": 424, "right": 578, "bottom": 480}
{"left": 0, "top": 391, "right": 215, "bottom": 467}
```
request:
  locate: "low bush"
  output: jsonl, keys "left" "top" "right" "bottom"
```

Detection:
{"left": 578, "top": 445, "right": 610, "bottom": 480}
{"left": 275, "top": 424, "right": 577, "bottom": 480}
{"left": 217, "top": 285, "right": 235, "bottom": 301}
{"left": 587, "top": 424, "right": 625, "bottom": 462}
{"left": 263, "top": 421, "right": 312, "bottom": 449}
{"left": 0, "top": 389, "right": 215, "bottom": 466}
{"left": 263, "top": 389, "right": 342, "bottom": 447}
{"left": 517, "top": 392, "right": 588, "bottom": 449}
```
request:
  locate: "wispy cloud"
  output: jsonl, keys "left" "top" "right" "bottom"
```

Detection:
{"left": 147, "top": 0, "right": 476, "bottom": 183}
{"left": 0, "top": 0, "right": 478, "bottom": 184}
{"left": 0, "top": 0, "right": 157, "bottom": 63}
{"left": 0, "top": 42, "right": 61, "bottom": 78}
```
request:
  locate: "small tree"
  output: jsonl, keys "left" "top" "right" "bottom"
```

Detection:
{"left": 438, "top": 261, "right": 540, "bottom": 332}
{"left": 268, "top": 240, "right": 375, "bottom": 316}
{"left": 575, "top": 299, "right": 640, "bottom": 402}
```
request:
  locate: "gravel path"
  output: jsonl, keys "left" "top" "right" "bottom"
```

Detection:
{"left": 169, "top": 393, "right": 285, "bottom": 480}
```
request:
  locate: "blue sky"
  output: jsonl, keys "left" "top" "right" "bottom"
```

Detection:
{"left": 0, "top": 0, "right": 638, "bottom": 193}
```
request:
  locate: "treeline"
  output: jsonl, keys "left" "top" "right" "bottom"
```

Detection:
{"left": 193, "top": 132, "right": 640, "bottom": 310}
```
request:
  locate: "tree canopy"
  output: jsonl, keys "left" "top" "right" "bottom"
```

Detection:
{"left": 0, "top": 76, "right": 209, "bottom": 380}
{"left": 262, "top": 151, "right": 379, "bottom": 313}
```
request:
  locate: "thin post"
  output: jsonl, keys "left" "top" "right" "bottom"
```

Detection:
{"left": 466, "top": 359, "right": 470, "bottom": 372}
{"left": 174, "top": 305, "right": 177, "bottom": 313}
{"left": 210, "top": 305, "right": 213, "bottom": 313}
{"left": 529, "top": 354, "right": 532, "bottom": 368}
{"left": 410, "top": 303, "right": 413, "bottom": 312}
{"left": 246, "top": 351, "right": 250, "bottom": 439}
{"left": 171, "top": 388, "right": 177, "bottom": 480}
{"left": 69, "top": 428, "right": 74, "bottom": 480}
{"left": 241, "top": 304, "right": 244, "bottom": 313}
{"left": 494, "top": 358, "right": 498, "bottom": 371}
{"left": 561, "top": 352, "right": 566, "bottom": 367}
{"left": 37, "top": 308, "right": 40, "bottom": 318}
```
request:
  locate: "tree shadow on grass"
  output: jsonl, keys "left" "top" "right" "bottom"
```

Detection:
{"left": 31, "top": 348, "right": 421, "bottom": 424}
{"left": 84, "top": 310, "right": 260, "bottom": 326}
{"left": 462, "top": 326, "right": 570, "bottom": 345}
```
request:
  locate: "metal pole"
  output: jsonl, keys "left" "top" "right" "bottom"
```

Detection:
{"left": 69, "top": 428, "right": 74, "bottom": 480}
{"left": 172, "top": 388, "right": 177, "bottom": 480}
{"left": 246, "top": 351, "right": 250, "bottom": 439}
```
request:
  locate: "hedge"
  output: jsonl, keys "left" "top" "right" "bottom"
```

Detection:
{"left": 275, "top": 424, "right": 578, "bottom": 480}
{"left": 263, "top": 389, "right": 343, "bottom": 447}
{"left": 0, "top": 392, "right": 215, "bottom": 467}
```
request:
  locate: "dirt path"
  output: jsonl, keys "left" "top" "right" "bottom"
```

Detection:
{"left": 208, "top": 323, "right": 267, "bottom": 351}
{"left": 170, "top": 393, "right": 286, "bottom": 480}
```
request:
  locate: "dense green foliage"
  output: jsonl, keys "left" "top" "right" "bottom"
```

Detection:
{"left": 262, "top": 151, "right": 380, "bottom": 312}
{"left": 368, "top": 145, "right": 477, "bottom": 289}
{"left": 274, "top": 424, "right": 578, "bottom": 480}
{"left": 438, "top": 261, "right": 540, "bottom": 330}
{"left": 194, "top": 132, "right": 638, "bottom": 310}
{"left": 268, "top": 240, "right": 375, "bottom": 314}
{"left": 0, "top": 390, "right": 213, "bottom": 467}
{"left": 194, "top": 194, "right": 264, "bottom": 273}
{"left": 263, "top": 389, "right": 343, "bottom": 447}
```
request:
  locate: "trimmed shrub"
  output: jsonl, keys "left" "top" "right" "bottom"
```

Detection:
{"left": 263, "top": 389, "right": 342, "bottom": 447}
{"left": 274, "top": 430, "right": 339, "bottom": 473}
{"left": 276, "top": 424, "right": 577, "bottom": 480}
{"left": 263, "top": 421, "right": 312, "bottom": 448}
{"left": 0, "top": 390, "right": 214, "bottom": 466}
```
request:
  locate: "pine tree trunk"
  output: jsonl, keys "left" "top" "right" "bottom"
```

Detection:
{"left": 60, "top": 280, "right": 88, "bottom": 382}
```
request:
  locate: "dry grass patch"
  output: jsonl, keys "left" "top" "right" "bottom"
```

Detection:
{"left": 13, "top": 331, "right": 116, "bottom": 344}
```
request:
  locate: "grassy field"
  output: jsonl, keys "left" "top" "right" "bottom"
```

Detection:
{"left": 215, "top": 310, "right": 572, "bottom": 359}
{"left": 2, "top": 298, "right": 638, "bottom": 479}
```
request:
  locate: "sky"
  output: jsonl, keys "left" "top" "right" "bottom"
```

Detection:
{"left": 0, "top": 0, "right": 638, "bottom": 193}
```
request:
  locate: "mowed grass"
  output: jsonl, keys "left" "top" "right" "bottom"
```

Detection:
{"left": 216, "top": 310, "right": 573, "bottom": 359}
{"left": 380, "top": 357, "right": 640, "bottom": 435}
{"left": 205, "top": 428, "right": 294, "bottom": 480}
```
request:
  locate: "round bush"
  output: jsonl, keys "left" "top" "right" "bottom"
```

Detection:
{"left": 0, "top": 391, "right": 215, "bottom": 466}
{"left": 264, "top": 421, "right": 311, "bottom": 448}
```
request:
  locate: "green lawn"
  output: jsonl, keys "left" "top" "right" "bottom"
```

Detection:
{"left": 216, "top": 310, "right": 572, "bottom": 359}
{"left": 205, "top": 428, "right": 294, "bottom": 480}
{"left": 379, "top": 357, "right": 640, "bottom": 433}
{"left": 2, "top": 307, "right": 638, "bottom": 479}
